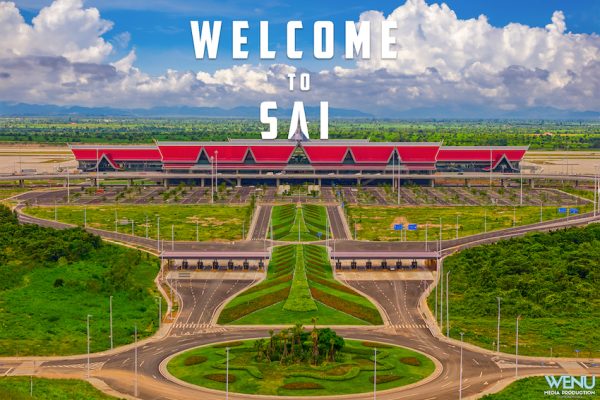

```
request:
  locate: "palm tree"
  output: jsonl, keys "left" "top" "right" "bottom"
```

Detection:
{"left": 280, "top": 329, "right": 289, "bottom": 364}
{"left": 329, "top": 337, "right": 335, "bottom": 362}
{"left": 311, "top": 328, "right": 319, "bottom": 365}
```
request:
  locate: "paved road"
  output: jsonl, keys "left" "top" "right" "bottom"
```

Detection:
{"left": 250, "top": 204, "right": 271, "bottom": 240}
{"left": 168, "top": 276, "right": 256, "bottom": 336}
{"left": 326, "top": 205, "right": 349, "bottom": 240}
{"left": 8, "top": 198, "right": 600, "bottom": 399}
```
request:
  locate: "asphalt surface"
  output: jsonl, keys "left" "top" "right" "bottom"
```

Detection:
{"left": 326, "top": 205, "right": 349, "bottom": 240}
{"left": 6, "top": 196, "right": 600, "bottom": 400}
{"left": 250, "top": 204, "right": 272, "bottom": 240}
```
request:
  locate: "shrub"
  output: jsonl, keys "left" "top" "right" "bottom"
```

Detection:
{"left": 399, "top": 357, "right": 421, "bottom": 366}
{"left": 369, "top": 374, "right": 402, "bottom": 384}
{"left": 280, "top": 382, "right": 324, "bottom": 390}
{"left": 212, "top": 341, "right": 243, "bottom": 348}
{"left": 183, "top": 355, "right": 207, "bottom": 366}
{"left": 218, "top": 286, "right": 290, "bottom": 323}
{"left": 53, "top": 278, "right": 64, "bottom": 288}
{"left": 204, "top": 374, "right": 236, "bottom": 383}
{"left": 361, "top": 341, "right": 391, "bottom": 348}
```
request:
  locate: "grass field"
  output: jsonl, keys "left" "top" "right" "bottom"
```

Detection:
{"left": 271, "top": 204, "right": 329, "bottom": 241}
{"left": 347, "top": 205, "right": 593, "bottom": 241}
{"left": 481, "top": 376, "right": 600, "bottom": 399}
{"left": 429, "top": 224, "right": 600, "bottom": 358}
{"left": 0, "top": 204, "right": 162, "bottom": 356}
{"left": 0, "top": 377, "right": 118, "bottom": 400}
{"left": 23, "top": 204, "right": 250, "bottom": 242}
{"left": 0, "top": 187, "right": 28, "bottom": 200}
{"left": 218, "top": 245, "right": 382, "bottom": 325}
{"left": 167, "top": 339, "right": 435, "bottom": 396}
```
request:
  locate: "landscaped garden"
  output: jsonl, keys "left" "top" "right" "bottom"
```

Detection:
{"left": 0, "top": 377, "right": 118, "bottom": 400}
{"left": 430, "top": 223, "right": 600, "bottom": 358}
{"left": 347, "top": 204, "right": 594, "bottom": 241}
{"left": 0, "top": 205, "right": 162, "bottom": 356}
{"left": 270, "top": 204, "right": 330, "bottom": 241}
{"left": 23, "top": 203, "right": 251, "bottom": 242}
{"left": 167, "top": 326, "right": 434, "bottom": 396}
{"left": 218, "top": 244, "right": 382, "bottom": 325}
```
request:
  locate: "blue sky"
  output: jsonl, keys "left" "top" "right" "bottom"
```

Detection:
{"left": 3, "top": 0, "right": 599, "bottom": 115}
{"left": 16, "top": 0, "right": 600, "bottom": 74}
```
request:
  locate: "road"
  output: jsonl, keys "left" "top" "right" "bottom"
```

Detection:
{"left": 326, "top": 205, "right": 350, "bottom": 240}
{"left": 5, "top": 197, "right": 600, "bottom": 399}
{"left": 250, "top": 204, "right": 271, "bottom": 240}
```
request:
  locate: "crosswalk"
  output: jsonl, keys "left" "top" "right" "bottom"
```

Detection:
{"left": 47, "top": 362, "right": 104, "bottom": 370}
{"left": 172, "top": 322, "right": 228, "bottom": 335}
{"left": 391, "top": 324, "right": 428, "bottom": 329}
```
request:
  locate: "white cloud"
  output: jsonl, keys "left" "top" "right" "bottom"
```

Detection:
{"left": 0, "top": 0, "right": 598, "bottom": 115}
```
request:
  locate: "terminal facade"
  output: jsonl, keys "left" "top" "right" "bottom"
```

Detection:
{"left": 70, "top": 138, "right": 528, "bottom": 181}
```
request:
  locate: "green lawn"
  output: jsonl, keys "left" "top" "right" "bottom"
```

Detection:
{"left": 0, "top": 377, "right": 119, "bottom": 400}
{"left": 167, "top": 338, "right": 435, "bottom": 396}
{"left": 0, "top": 205, "right": 162, "bottom": 356}
{"left": 218, "top": 245, "right": 382, "bottom": 325}
{"left": 271, "top": 204, "right": 330, "bottom": 241}
{"left": 347, "top": 205, "right": 594, "bottom": 241}
{"left": 481, "top": 376, "right": 600, "bottom": 399}
{"left": 0, "top": 187, "right": 29, "bottom": 200}
{"left": 429, "top": 224, "right": 600, "bottom": 358}
{"left": 23, "top": 204, "right": 250, "bottom": 242}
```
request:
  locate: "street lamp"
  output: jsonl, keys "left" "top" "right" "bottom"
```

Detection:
{"left": 515, "top": 315, "right": 521, "bottom": 377}
{"left": 87, "top": 314, "right": 92, "bottom": 378}
{"left": 496, "top": 297, "right": 501, "bottom": 353}
{"left": 446, "top": 270, "right": 450, "bottom": 337}
{"left": 134, "top": 324, "right": 138, "bottom": 397}
{"left": 226, "top": 346, "right": 230, "bottom": 400}
{"left": 171, "top": 224, "right": 174, "bottom": 251}
{"left": 373, "top": 347, "right": 377, "bottom": 400}
{"left": 109, "top": 296, "right": 113, "bottom": 350}
{"left": 155, "top": 296, "right": 162, "bottom": 329}
{"left": 459, "top": 332, "right": 464, "bottom": 400}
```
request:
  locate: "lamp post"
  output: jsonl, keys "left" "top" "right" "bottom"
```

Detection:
{"left": 459, "top": 332, "right": 464, "bottom": 400}
{"left": 516, "top": 315, "right": 521, "bottom": 377}
{"left": 87, "top": 314, "right": 92, "bottom": 378}
{"left": 134, "top": 324, "right": 138, "bottom": 397}
{"left": 210, "top": 156, "right": 214, "bottom": 204}
{"left": 446, "top": 270, "right": 450, "bottom": 337}
{"left": 171, "top": 224, "right": 174, "bottom": 251}
{"left": 373, "top": 347, "right": 377, "bottom": 400}
{"left": 109, "top": 296, "right": 113, "bottom": 349}
{"left": 155, "top": 296, "right": 162, "bottom": 329}
{"left": 226, "top": 346, "right": 230, "bottom": 400}
{"left": 157, "top": 216, "right": 160, "bottom": 252}
{"left": 519, "top": 167, "right": 523, "bottom": 206}
{"left": 496, "top": 297, "right": 501, "bottom": 353}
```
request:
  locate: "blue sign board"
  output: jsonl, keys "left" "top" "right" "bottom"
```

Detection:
{"left": 569, "top": 208, "right": 579, "bottom": 214}
{"left": 558, "top": 207, "right": 567, "bottom": 214}
{"left": 408, "top": 223, "right": 418, "bottom": 231}
{"left": 317, "top": 232, "right": 322, "bottom": 238}
{"left": 393, "top": 224, "right": 404, "bottom": 231}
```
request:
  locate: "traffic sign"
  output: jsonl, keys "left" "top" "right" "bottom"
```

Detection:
{"left": 393, "top": 224, "right": 404, "bottom": 231}
{"left": 569, "top": 208, "right": 579, "bottom": 214}
{"left": 558, "top": 207, "right": 567, "bottom": 214}
{"left": 317, "top": 232, "right": 322, "bottom": 238}
{"left": 408, "top": 223, "right": 418, "bottom": 231}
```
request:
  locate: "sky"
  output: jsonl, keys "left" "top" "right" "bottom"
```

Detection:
{"left": 1, "top": 0, "right": 599, "bottom": 116}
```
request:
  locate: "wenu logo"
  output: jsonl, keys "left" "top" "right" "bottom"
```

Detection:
{"left": 545, "top": 375, "right": 596, "bottom": 390}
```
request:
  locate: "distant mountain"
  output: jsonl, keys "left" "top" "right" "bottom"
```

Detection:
{"left": 0, "top": 103, "right": 374, "bottom": 119}
{"left": 0, "top": 102, "right": 597, "bottom": 120}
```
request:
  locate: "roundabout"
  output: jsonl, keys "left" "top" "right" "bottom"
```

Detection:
{"left": 163, "top": 334, "right": 436, "bottom": 397}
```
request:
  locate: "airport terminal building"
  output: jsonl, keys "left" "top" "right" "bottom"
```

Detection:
{"left": 70, "top": 138, "right": 528, "bottom": 182}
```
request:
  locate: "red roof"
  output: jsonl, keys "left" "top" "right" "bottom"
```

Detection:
{"left": 303, "top": 146, "right": 351, "bottom": 163}
{"left": 158, "top": 145, "right": 202, "bottom": 162}
{"left": 71, "top": 148, "right": 161, "bottom": 161}
{"left": 250, "top": 146, "right": 295, "bottom": 162}
{"left": 203, "top": 146, "right": 248, "bottom": 163}
{"left": 437, "top": 148, "right": 526, "bottom": 162}
{"left": 396, "top": 146, "right": 439, "bottom": 162}
{"left": 350, "top": 146, "right": 394, "bottom": 163}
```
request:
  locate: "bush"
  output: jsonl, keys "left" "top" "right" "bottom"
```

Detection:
{"left": 311, "top": 287, "right": 383, "bottom": 325}
{"left": 212, "top": 341, "right": 243, "bottom": 348}
{"left": 183, "top": 355, "right": 207, "bottom": 366}
{"left": 399, "top": 357, "right": 421, "bottom": 366}
{"left": 280, "top": 382, "right": 324, "bottom": 390}
{"left": 361, "top": 341, "right": 391, "bottom": 348}
{"left": 204, "top": 374, "right": 236, "bottom": 383}
{"left": 369, "top": 374, "right": 402, "bottom": 384}
{"left": 53, "top": 278, "right": 64, "bottom": 288}
{"left": 218, "top": 286, "right": 290, "bottom": 323}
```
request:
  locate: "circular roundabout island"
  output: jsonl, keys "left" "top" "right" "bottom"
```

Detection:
{"left": 165, "top": 327, "right": 436, "bottom": 397}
